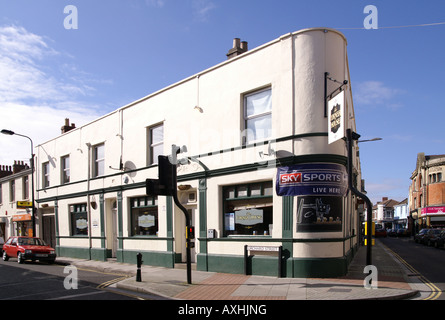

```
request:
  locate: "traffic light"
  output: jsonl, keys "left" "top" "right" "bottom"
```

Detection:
{"left": 186, "top": 226, "right": 195, "bottom": 240}
{"left": 145, "top": 155, "right": 176, "bottom": 197}
{"left": 146, "top": 179, "right": 160, "bottom": 196}
{"left": 158, "top": 155, "right": 175, "bottom": 194}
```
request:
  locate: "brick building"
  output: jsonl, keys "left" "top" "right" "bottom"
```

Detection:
{"left": 409, "top": 153, "right": 445, "bottom": 228}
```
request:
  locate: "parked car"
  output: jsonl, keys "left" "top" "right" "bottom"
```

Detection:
{"left": 2, "top": 236, "right": 56, "bottom": 264}
{"left": 422, "top": 229, "right": 442, "bottom": 246}
{"left": 387, "top": 229, "right": 397, "bottom": 237}
{"left": 375, "top": 228, "right": 387, "bottom": 238}
{"left": 396, "top": 228, "right": 410, "bottom": 237}
{"left": 434, "top": 230, "right": 445, "bottom": 248}
{"left": 414, "top": 229, "right": 429, "bottom": 243}
{"left": 427, "top": 229, "right": 444, "bottom": 247}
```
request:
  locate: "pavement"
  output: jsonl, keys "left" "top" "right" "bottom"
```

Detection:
{"left": 56, "top": 239, "right": 427, "bottom": 300}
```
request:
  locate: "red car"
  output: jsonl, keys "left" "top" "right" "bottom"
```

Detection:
{"left": 2, "top": 236, "right": 56, "bottom": 264}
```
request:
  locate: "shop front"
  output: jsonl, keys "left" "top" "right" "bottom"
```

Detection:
{"left": 421, "top": 206, "right": 445, "bottom": 227}
{"left": 12, "top": 213, "right": 33, "bottom": 237}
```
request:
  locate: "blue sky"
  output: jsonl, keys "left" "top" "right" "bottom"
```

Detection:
{"left": 0, "top": 0, "right": 444, "bottom": 204}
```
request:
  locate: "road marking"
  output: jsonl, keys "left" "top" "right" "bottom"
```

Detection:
{"left": 97, "top": 276, "right": 129, "bottom": 289}
{"left": 381, "top": 242, "right": 442, "bottom": 300}
{"left": 48, "top": 290, "right": 106, "bottom": 300}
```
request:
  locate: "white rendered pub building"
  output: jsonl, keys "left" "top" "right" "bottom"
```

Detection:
{"left": 34, "top": 28, "right": 363, "bottom": 278}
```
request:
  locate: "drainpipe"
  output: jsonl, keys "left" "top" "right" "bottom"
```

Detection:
{"left": 86, "top": 143, "right": 92, "bottom": 260}
{"left": 346, "top": 129, "right": 372, "bottom": 266}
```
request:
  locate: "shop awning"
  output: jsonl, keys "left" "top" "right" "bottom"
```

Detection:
{"left": 12, "top": 214, "right": 31, "bottom": 222}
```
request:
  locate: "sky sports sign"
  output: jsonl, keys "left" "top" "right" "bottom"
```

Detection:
{"left": 276, "top": 163, "right": 348, "bottom": 197}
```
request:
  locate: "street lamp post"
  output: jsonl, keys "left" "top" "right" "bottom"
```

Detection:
{"left": 1, "top": 129, "right": 36, "bottom": 237}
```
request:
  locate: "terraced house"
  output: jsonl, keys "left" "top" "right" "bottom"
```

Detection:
{"left": 410, "top": 153, "right": 445, "bottom": 229}
{"left": 34, "top": 28, "right": 363, "bottom": 278}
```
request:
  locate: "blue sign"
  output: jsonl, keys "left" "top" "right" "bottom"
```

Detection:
{"left": 276, "top": 163, "right": 348, "bottom": 197}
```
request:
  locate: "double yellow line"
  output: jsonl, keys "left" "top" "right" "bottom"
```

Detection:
{"left": 382, "top": 243, "right": 442, "bottom": 300}
{"left": 96, "top": 275, "right": 129, "bottom": 289}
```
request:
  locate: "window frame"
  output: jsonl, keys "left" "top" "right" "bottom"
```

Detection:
{"left": 92, "top": 143, "right": 105, "bottom": 178}
{"left": 243, "top": 87, "right": 272, "bottom": 145}
{"left": 42, "top": 162, "right": 50, "bottom": 188}
{"left": 222, "top": 181, "right": 273, "bottom": 237}
{"left": 70, "top": 203, "right": 88, "bottom": 236}
{"left": 130, "top": 196, "right": 159, "bottom": 236}
{"left": 9, "top": 180, "right": 15, "bottom": 202}
{"left": 148, "top": 123, "right": 164, "bottom": 165}
{"left": 61, "top": 155, "right": 70, "bottom": 184}
{"left": 22, "top": 175, "right": 29, "bottom": 200}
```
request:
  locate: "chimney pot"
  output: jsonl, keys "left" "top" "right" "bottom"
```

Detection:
{"left": 227, "top": 38, "right": 248, "bottom": 60}
{"left": 61, "top": 118, "right": 76, "bottom": 134}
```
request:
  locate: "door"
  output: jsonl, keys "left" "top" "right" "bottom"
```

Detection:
{"left": 42, "top": 215, "right": 56, "bottom": 248}
{"left": 111, "top": 207, "right": 118, "bottom": 258}
{"left": 106, "top": 199, "right": 118, "bottom": 258}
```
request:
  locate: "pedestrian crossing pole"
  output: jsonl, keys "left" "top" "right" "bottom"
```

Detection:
{"left": 146, "top": 144, "right": 193, "bottom": 284}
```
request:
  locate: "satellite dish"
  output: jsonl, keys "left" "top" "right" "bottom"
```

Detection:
{"left": 123, "top": 161, "right": 137, "bottom": 178}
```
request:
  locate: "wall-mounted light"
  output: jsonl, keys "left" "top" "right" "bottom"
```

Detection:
{"left": 194, "top": 106, "right": 203, "bottom": 113}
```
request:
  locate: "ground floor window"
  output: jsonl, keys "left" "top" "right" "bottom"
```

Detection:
{"left": 223, "top": 181, "right": 273, "bottom": 237}
{"left": 70, "top": 203, "right": 88, "bottom": 236}
{"left": 130, "top": 196, "right": 158, "bottom": 236}
{"left": 296, "top": 196, "right": 343, "bottom": 232}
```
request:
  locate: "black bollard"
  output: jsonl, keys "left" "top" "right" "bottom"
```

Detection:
{"left": 136, "top": 253, "right": 143, "bottom": 282}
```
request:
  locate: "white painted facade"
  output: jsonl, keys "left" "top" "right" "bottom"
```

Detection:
{"left": 34, "top": 28, "right": 361, "bottom": 277}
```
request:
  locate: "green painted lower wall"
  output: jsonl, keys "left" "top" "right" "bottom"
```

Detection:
{"left": 57, "top": 244, "right": 358, "bottom": 278}
{"left": 201, "top": 251, "right": 353, "bottom": 278}
{"left": 118, "top": 249, "right": 176, "bottom": 268}
{"left": 57, "top": 246, "right": 109, "bottom": 261}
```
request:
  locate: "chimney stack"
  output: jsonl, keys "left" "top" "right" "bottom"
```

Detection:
{"left": 0, "top": 165, "right": 13, "bottom": 178}
{"left": 13, "top": 160, "right": 29, "bottom": 174}
{"left": 227, "top": 38, "right": 248, "bottom": 60}
{"left": 61, "top": 118, "right": 76, "bottom": 134}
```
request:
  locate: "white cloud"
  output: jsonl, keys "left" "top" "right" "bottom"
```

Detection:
{"left": 192, "top": 0, "right": 216, "bottom": 21}
{"left": 0, "top": 25, "right": 104, "bottom": 165}
{"left": 353, "top": 81, "right": 404, "bottom": 109}
{"left": 145, "top": 0, "right": 165, "bottom": 8}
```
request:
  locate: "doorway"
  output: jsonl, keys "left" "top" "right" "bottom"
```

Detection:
{"left": 106, "top": 199, "right": 118, "bottom": 258}
{"left": 42, "top": 214, "right": 56, "bottom": 248}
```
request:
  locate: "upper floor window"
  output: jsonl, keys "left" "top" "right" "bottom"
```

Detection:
{"left": 42, "top": 162, "right": 50, "bottom": 188}
{"left": 61, "top": 155, "right": 70, "bottom": 184}
{"left": 429, "top": 173, "right": 442, "bottom": 184}
{"left": 9, "top": 180, "right": 15, "bottom": 202}
{"left": 22, "top": 176, "right": 29, "bottom": 200}
{"left": 243, "top": 87, "right": 272, "bottom": 144}
{"left": 148, "top": 124, "right": 163, "bottom": 165}
{"left": 93, "top": 144, "right": 105, "bottom": 177}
